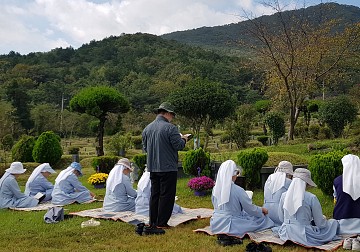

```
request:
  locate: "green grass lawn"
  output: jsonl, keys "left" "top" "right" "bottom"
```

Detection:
{"left": 0, "top": 167, "right": 348, "bottom": 252}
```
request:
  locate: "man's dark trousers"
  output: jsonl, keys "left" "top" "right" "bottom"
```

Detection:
{"left": 149, "top": 171, "right": 177, "bottom": 226}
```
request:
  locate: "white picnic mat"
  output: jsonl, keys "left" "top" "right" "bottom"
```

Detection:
{"left": 69, "top": 207, "right": 213, "bottom": 226}
{"left": 194, "top": 226, "right": 354, "bottom": 251}
{"left": 10, "top": 199, "right": 98, "bottom": 211}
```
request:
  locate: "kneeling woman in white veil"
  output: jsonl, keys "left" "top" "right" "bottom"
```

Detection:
{"left": 210, "top": 160, "right": 274, "bottom": 241}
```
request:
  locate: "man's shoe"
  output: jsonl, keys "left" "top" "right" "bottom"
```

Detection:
{"left": 344, "top": 238, "right": 353, "bottom": 250}
{"left": 352, "top": 238, "right": 360, "bottom": 251}
{"left": 246, "top": 242, "right": 258, "bottom": 252}
{"left": 256, "top": 242, "right": 272, "bottom": 252}
{"left": 216, "top": 234, "right": 242, "bottom": 247}
{"left": 144, "top": 226, "right": 165, "bottom": 235}
{"left": 135, "top": 223, "right": 145, "bottom": 236}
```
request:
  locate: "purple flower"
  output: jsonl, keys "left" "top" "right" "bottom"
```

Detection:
{"left": 187, "top": 176, "right": 215, "bottom": 191}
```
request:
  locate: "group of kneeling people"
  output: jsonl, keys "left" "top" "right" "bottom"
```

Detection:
{"left": 0, "top": 158, "right": 181, "bottom": 218}
{"left": 210, "top": 154, "right": 360, "bottom": 247}
{"left": 1, "top": 154, "right": 360, "bottom": 248}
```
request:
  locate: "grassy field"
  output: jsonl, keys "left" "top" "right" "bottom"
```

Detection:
{"left": 0, "top": 165, "right": 348, "bottom": 252}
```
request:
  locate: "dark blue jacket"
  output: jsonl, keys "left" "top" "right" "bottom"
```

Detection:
{"left": 142, "top": 115, "right": 186, "bottom": 172}
{"left": 333, "top": 175, "right": 360, "bottom": 219}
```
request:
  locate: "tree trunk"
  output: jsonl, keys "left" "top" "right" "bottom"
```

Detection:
{"left": 97, "top": 117, "right": 105, "bottom": 156}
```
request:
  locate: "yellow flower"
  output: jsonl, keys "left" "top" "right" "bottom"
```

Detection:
{"left": 88, "top": 173, "right": 109, "bottom": 185}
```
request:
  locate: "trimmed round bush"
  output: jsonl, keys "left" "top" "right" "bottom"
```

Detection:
{"left": 11, "top": 135, "right": 36, "bottom": 162}
{"left": 182, "top": 148, "right": 211, "bottom": 177}
{"left": 237, "top": 148, "right": 268, "bottom": 189}
{"left": 308, "top": 150, "right": 347, "bottom": 195}
{"left": 32, "top": 131, "right": 63, "bottom": 165}
{"left": 91, "top": 156, "right": 119, "bottom": 173}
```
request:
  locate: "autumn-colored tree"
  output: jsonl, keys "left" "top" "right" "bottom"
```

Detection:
{"left": 244, "top": 1, "right": 360, "bottom": 140}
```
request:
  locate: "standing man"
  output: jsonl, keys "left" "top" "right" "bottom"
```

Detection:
{"left": 142, "top": 102, "right": 188, "bottom": 235}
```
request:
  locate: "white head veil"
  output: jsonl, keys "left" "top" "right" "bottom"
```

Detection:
{"left": 106, "top": 164, "right": 126, "bottom": 192}
{"left": 55, "top": 166, "right": 74, "bottom": 184}
{"left": 25, "top": 163, "right": 56, "bottom": 195}
{"left": 137, "top": 167, "right": 150, "bottom": 192}
{"left": 283, "top": 168, "right": 316, "bottom": 216}
{"left": 268, "top": 161, "right": 294, "bottom": 194}
{"left": 342, "top": 154, "right": 360, "bottom": 201}
{"left": 212, "top": 160, "right": 238, "bottom": 207}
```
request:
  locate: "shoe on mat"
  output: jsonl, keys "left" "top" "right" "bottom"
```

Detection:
{"left": 352, "top": 238, "right": 360, "bottom": 251}
{"left": 343, "top": 238, "right": 353, "bottom": 250}
{"left": 143, "top": 226, "right": 165, "bottom": 235}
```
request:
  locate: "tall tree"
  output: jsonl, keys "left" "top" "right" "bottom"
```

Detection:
{"left": 69, "top": 86, "right": 130, "bottom": 156}
{"left": 169, "top": 78, "right": 236, "bottom": 149}
{"left": 244, "top": 1, "right": 360, "bottom": 140}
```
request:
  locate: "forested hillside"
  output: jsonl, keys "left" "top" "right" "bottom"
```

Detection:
{"left": 0, "top": 33, "right": 261, "bottom": 139}
{"left": 161, "top": 3, "right": 360, "bottom": 55}
{"left": 0, "top": 2, "right": 358, "bottom": 145}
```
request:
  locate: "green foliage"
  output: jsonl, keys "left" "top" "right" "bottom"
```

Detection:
{"left": 318, "top": 126, "right": 332, "bottom": 140}
{"left": 1, "top": 134, "right": 14, "bottom": 151}
{"left": 70, "top": 86, "right": 130, "bottom": 156}
{"left": 169, "top": 78, "right": 236, "bottom": 143}
{"left": 225, "top": 104, "right": 255, "bottom": 148}
{"left": 254, "top": 100, "right": 272, "bottom": 114}
{"left": 319, "top": 96, "right": 358, "bottom": 138}
{"left": 32, "top": 131, "right": 63, "bottom": 165}
{"left": 11, "top": 135, "right": 36, "bottom": 162}
{"left": 309, "top": 124, "right": 320, "bottom": 139}
{"left": 68, "top": 146, "right": 80, "bottom": 154}
{"left": 133, "top": 153, "right": 147, "bottom": 178}
{"left": 308, "top": 150, "right": 348, "bottom": 195}
{"left": 237, "top": 148, "right": 268, "bottom": 189}
{"left": 106, "top": 132, "right": 133, "bottom": 155}
{"left": 257, "top": 135, "right": 269, "bottom": 146}
{"left": 265, "top": 112, "right": 285, "bottom": 145}
{"left": 182, "top": 148, "right": 211, "bottom": 177}
{"left": 265, "top": 152, "right": 308, "bottom": 167}
{"left": 131, "top": 135, "right": 143, "bottom": 149}
{"left": 91, "top": 156, "right": 119, "bottom": 173}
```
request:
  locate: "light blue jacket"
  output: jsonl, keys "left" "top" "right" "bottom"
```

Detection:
{"left": 0, "top": 174, "right": 38, "bottom": 209}
{"left": 51, "top": 173, "right": 92, "bottom": 205}
{"left": 26, "top": 174, "right": 54, "bottom": 202}
{"left": 103, "top": 174, "right": 137, "bottom": 212}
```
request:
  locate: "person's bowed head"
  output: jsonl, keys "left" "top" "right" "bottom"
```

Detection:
{"left": 6, "top": 162, "right": 27, "bottom": 179}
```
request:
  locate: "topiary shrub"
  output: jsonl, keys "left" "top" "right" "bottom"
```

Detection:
{"left": 32, "top": 131, "right": 63, "bottom": 165}
{"left": 11, "top": 135, "right": 36, "bottom": 162}
{"left": 182, "top": 148, "right": 211, "bottom": 177}
{"left": 265, "top": 112, "right": 285, "bottom": 145}
{"left": 133, "top": 153, "right": 147, "bottom": 178}
{"left": 308, "top": 150, "right": 347, "bottom": 195}
{"left": 237, "top": 148, "right": 268, "bottom": 190}
{"left": 91, "top": 156, "right": 119, "bottom": 174}
{"left": 257, "top": 136, "right": 269, "bottom": 146}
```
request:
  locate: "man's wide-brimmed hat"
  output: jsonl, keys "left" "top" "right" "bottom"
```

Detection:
{"left": 154, "top": 102, "right": 176, "bottom": 116}
{"left": 6, "top": 162, "right": 26, "bottom": 174}
{"left": 276, "top": 161, "right": 294, "bottom": 175}
{"left": 293, "top": 168, "right": 317, "bottom": 187}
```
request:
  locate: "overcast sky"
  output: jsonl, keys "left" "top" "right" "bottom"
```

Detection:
{"left": 1, "top": 0, "right": 359, "bottom": 55}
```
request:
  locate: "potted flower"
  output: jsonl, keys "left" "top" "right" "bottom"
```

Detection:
{"left": 88, "top": 173, "right": 109, "bottom": 189}
{"left": 187, "top": 176, "right": 215, "bottom": 196}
